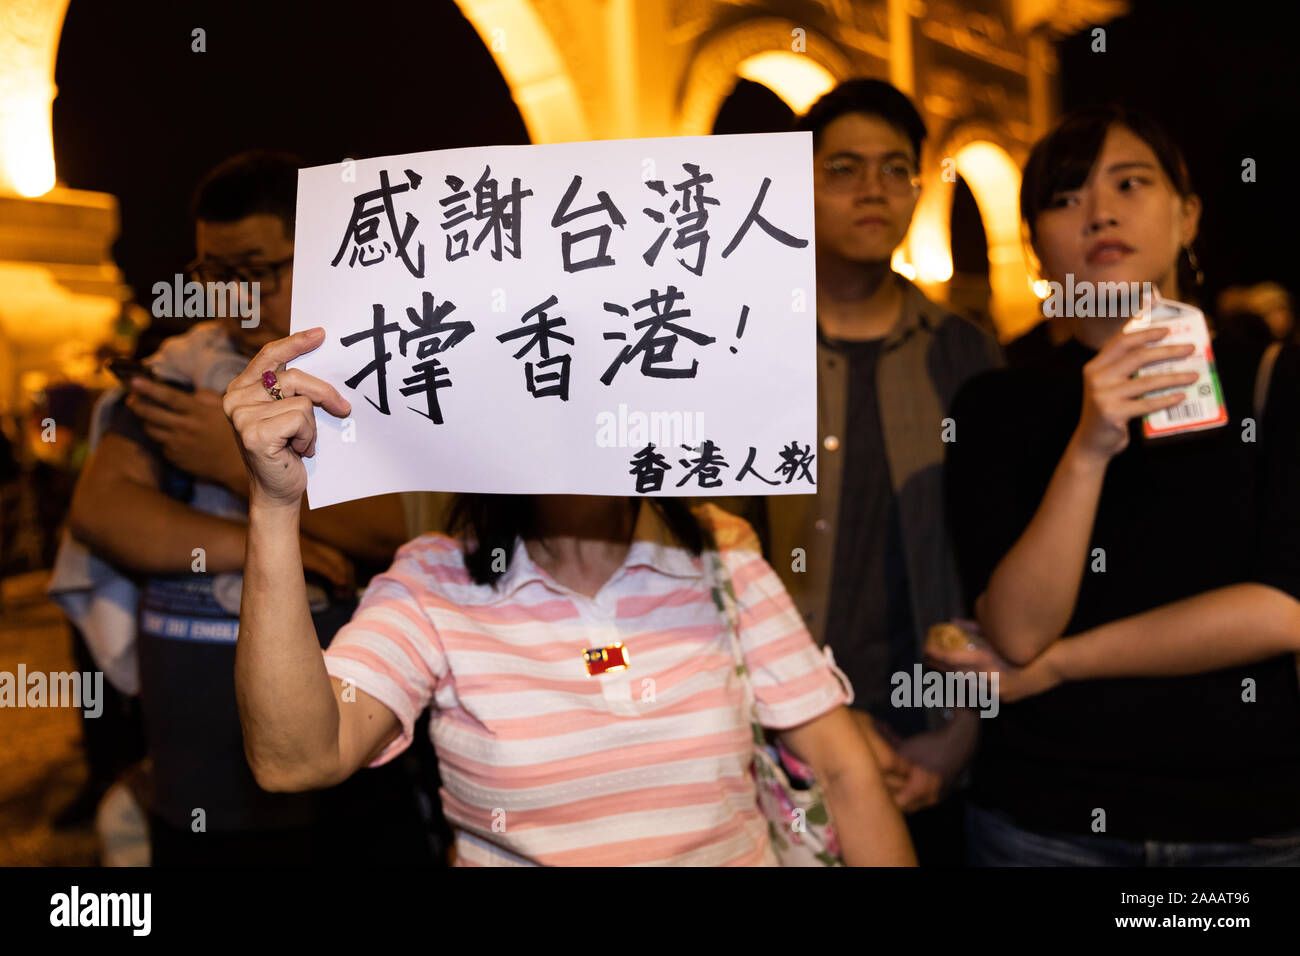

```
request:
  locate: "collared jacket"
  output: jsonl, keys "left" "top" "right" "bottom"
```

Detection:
{"left": 764, "top": 278, "right": 1003, "bottom": 690}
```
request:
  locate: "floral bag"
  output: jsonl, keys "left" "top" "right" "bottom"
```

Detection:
{"left": 708, "top": 552, "right": 853, "bottom": 866}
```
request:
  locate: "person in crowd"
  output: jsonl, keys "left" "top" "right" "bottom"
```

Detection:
{"left": 67, "top": 150, "right": 435, "bottom": 866}
{"left": 760, "top": 78, "right": 1003, "bottom": 863}
{"left": 1251, "top": 282, "right": 1297, "bottom": 343}
{"left": 942, "top": 105, "right": 1300, "bottom": 865}
{"left": 1218, "top": 281, "right": 1297, "bottom": 347}
{"left": 219, "top": 327, "right": 918, "bottom": 866}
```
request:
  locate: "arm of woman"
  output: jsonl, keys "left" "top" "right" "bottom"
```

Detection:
{"left": 975, "top": 328, "right": 1198, "bottom": 664}
{"left": 1050, "top": 583, "right": 1300, "bottom": 682}
{"left": 706, "top": 506, "right": 916, "bottom": 865}
{"left": 780, "top": 708, "right": 917, "bottom": 866}
{"left": 226, "top": 329, "right": 403, "bottom": 791}
{"left": 929, "top": 584, "right": 1300, "bottom": 700}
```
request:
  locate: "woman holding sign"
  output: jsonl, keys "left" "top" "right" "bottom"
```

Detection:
{"left": 940, "top": 105, "right": 1300, "bottom": 865}
{"left": 222, "top": 327, "right": 915, "bottom": 866}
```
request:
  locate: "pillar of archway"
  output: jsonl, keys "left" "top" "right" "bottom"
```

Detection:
{"left": 675, "top": 19, "right": 852, "bottom": 135}
{"left": 904, "top": 123, "right": 1041, "bottom": 339}
{"left": 0, "top": 0, "right": 130, "bottom": 415}
{"left": 449, "top": 0, "right": 595, "bottom": 143}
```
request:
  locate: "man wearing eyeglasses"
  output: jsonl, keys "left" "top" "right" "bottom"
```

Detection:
{"left": 68, "top": 151, "right": 431, "bottom": 866}
{"left": 760, "top": 80, "right": 1003, "bottom": 864}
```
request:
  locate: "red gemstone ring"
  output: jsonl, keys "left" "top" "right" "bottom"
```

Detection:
{"left": 262, "top": 369, "right": 284, "bottom": 400}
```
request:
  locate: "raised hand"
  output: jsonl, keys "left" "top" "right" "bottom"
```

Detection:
{"left": 221, "top": 327, "right": 351, "bottom": 509}
{"left": 1073, "top": 326, "right": 1198, "bottom": 462}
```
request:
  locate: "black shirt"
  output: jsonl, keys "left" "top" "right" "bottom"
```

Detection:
{"left": 946, "top": 335, "right": 1300, "bottom": 840}
{"left": 136, "top": 589, "right": 353, "bottom": 830}
{"left": 820, "top": 333, "right": 921, "bottom": 738}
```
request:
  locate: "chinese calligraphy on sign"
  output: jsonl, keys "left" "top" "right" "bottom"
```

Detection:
{"left": 289, "top": 133, "right": 816, "bottom": 506}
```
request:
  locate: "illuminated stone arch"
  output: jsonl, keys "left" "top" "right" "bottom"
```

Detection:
{"left": 676, "top": 18, "right": 853, "bottom": 136}
{"left": 904, "top": 118, "right": 1038, "bottom": 340}
{"left": 452, "top": 0, "right": 593, "bottom": 144}
{"left": 0, "top": 0, "right": 69, "bottom": 196}
{"left": 0, "top": 0, "right": 124, "bottom": 411}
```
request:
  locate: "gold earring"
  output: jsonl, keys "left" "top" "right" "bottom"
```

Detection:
{"left": 1184, "top": 244, "right": 1204, "bottom": 286}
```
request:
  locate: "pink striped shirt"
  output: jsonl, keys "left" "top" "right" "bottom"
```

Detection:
{"left": 322, "top": 501, "right": 849, "bottom": 866}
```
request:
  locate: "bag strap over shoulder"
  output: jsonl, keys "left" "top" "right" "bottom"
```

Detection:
{"left": 707, "top": 551, "right": 761, "bottom": 727}
{"left": 707, "top": 550, "right": 856, "bottom": 712}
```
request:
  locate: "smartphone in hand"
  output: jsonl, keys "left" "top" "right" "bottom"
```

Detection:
{"left": 105, "top": 357, "right": 195, "bottom": 395}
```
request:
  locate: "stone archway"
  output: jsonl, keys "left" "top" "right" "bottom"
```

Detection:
{"left": 0, "top": 0, "right": 67, "bottom": 197}
{"left": 953, "top": 137, "right": 1037, "bottom": 339}
{"left": 452, "top": 0, "right": 592, "bottom": 144}
{"left": 904, "top": 121, "right": 1037, "bottom": 340}
{"left": 676, "top": 18, "right": 851, "bottom": 136}
{"left": 0, "top": 0, "right": 126, "bottom": 414}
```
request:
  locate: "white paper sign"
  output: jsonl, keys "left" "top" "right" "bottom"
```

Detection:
{"left": 289, "top": 132, "right": 817, "bottom": 507}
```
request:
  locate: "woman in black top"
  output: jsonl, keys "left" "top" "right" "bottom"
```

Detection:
{"left": 942, "top": 106, "right": 1300, "bottom": 865}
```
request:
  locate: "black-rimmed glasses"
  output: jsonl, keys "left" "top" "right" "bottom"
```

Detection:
{"left": 185, "top": 255, "right": 294, "bottom": 295}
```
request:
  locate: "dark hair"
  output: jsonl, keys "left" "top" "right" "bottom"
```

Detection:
{"left": 446, "top": 495, "right": 713, "bottom": 587}
{"left": 1019, "top": 106, "right": 1202, "bottom": 300}
{"left": 191, "top": 149, "right": 302, "bottom": 239}
{"left": 795, "top": 78, "right": 927, "bottom": 161}
{"left": 1020, "top": 105, "right": 1194, "bottom": 249}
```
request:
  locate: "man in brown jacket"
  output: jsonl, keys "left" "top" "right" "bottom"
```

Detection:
{"left": 760, "top": 80, "right": 1003, "bottom": 863}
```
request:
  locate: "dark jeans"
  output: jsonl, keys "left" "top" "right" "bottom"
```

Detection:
{"left": 967, "top": 803, "right": 1300, "bottom": 866}
{"left": 69, "top": 623, "right": 146, "bottom": 786}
